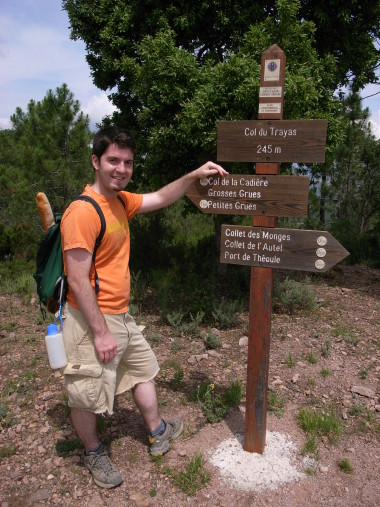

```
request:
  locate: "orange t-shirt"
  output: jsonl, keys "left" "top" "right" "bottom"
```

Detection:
{"left": 60, "top": 185, "right": 143, "bottom": 313}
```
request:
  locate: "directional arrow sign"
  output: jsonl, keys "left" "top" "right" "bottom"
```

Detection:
{"left": 186, "top": 174, "right": 309, "bottom": 217}
{"left": 217, "top": 119, "right": 327, "bottom": 163}
{"left": 220, "top": 226, "right": 349, "bottom": 272}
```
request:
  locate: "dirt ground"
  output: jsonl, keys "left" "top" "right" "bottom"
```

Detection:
{"left": 0, "top": 264, "right": 379, "bottom": 506}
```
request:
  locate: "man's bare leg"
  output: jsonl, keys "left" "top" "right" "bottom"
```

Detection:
{"left": 71, "top": 407, "right": 100, "bottom": 452}
{"left": 71, "top": 407, "right": 123, "bottom": 488}
{"left": 133, "top": 380, "right": 183, "bottom": 455}
{"left": 132, "top": 380, "right": 162, "bottom": 432}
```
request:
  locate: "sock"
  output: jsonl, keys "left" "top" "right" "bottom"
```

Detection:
{"left": 85, "top": 443, "right": 102, "bottom": 455}
{"left": 150, "top": 420, "right": 166, "bottom": 438}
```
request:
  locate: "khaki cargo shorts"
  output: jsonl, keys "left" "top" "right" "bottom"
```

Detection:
{"left": 61, "top": 304, "right": 159, "bottom": 414}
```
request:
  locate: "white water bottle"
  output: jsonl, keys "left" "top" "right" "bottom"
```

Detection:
{"left": 45, "top": 323, "right": 67, "bottom": 369}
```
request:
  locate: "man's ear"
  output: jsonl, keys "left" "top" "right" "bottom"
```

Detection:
{"left": 92, "top": 154, "right": 99, "bottom": 171}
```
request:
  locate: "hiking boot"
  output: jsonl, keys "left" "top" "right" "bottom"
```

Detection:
{"left": 84, "top": 444, "right": 123, "bottom": 488}
{"left": 149, "top": 418, "right": 184, "bottom": 456}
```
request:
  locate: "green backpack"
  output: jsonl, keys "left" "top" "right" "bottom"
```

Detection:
{"left": 34, "top": 216, "right": 65, "bottom": 314}
{"left": 33, "top": 194, "right": 125, "bottom": 315}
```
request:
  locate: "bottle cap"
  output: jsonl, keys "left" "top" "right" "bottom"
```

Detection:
{"left": 47, "top": 323, "right": 58, "bottom": 335}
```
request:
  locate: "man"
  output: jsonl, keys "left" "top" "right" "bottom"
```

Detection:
{"left": 60, "top": 126, "right": 227, "bottom": 489}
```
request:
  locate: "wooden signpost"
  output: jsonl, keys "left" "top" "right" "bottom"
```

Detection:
{"left": 220, "top": 226, "right": 349, "bottom": 272}
{"left": 186, "top": 174, "right": 310, "bottom": 217}
{"left": 217, "top": 119, "right": 327, "bottom": 163}
{"left": 186, "top": 44, "right": 349, "bottom": 455}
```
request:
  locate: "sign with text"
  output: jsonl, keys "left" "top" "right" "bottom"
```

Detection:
{"left": 259, "top": 86, "right": 282, "bottom": 98}
{"left": 220, "top": 226, "right": 349, "bottom": 272}
{"left": 217, "top": 119, "right": 327, "bottom": 163}
{"left": 186, "top": 174, "right": 309, "bottom": 217}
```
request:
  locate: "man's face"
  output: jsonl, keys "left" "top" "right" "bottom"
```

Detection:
{"left": 92, "top": 143, "right": 134, "bottom": 197}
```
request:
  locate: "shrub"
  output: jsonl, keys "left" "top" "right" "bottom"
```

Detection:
{"left": 338, "top": 458, "right": 354, "bottom": 474}
{"left": 0, "top": 446, "right": 17, "bottom": 458}
{"left": 285, "top": 352, "right": 295, "bottom": 368}
{"left": 164, "top": 310, "right": 185, "bottom": 331}
{"left": 298, "top": 405, "right": 342, "bottom": 443}
{"left": 273, "top": 277, "right": 316, "bottom": 314}
{"left": 212, "top": 298, "right": 241, "bottom": 329}
{"left": 222, "top": 380, "right": 243, "bottom": 408}
{"left": 204, "top": 332, "right": 222, "bottom": 349}
{"left": 267, "top": 389, "right": 285, "bottom": 418}
{"left": 164, "top": 311, "right": 204, "bottom": 338}
{"left": 171, "top": 452, "right": 211, "bottom": 496}
{"left": 199, "top": 383, "right": 228, "bottom": 423}
{"left": 55, "top": 440, "right": 82, "bottom": 454}
{"left": 332, "top": 226, "right": 380, "bottom": 268}
{"left": 0, "top": 402, "right": 17, "bottom": 428}
{"left": 196, "top": 380, "right": 243, "bottom": 423}
{"left": 181, "top": 312, "right": 204, "bottom": 337}
{"left": 0, "top": 223, "right": 11, "bottom": 259}
{"left": 169, "top": 368, "right": 184, "bottom": 391}
{"left": 0, "top": 259, "right": 35, "bottom": 297}
{"left": 8, "top": 222, "right": 38, "bottom": 260}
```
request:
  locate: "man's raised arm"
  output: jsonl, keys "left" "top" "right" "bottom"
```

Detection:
{"left": 138, "top": 161, "right": 228, "bottom": 214}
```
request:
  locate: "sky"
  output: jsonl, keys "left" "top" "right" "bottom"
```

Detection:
{"left": 0, "top": 0, "right": 117, "bottom": 130}
{"left": 0, "top": 0, "right": 379, "bottom": 137}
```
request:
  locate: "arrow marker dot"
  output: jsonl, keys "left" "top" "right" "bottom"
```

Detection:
{"left": 316, "top": 248, "right": 326, "bottom": 258}
{"left": 200, "top": 178, "right": 209, "bottom": 186}
{"left": 317, "top": 236, "right": 327, "bottom": 246}
{"left": 315, "top": 259, "right": 325, "bottom": 270}
{"left": 200, "top": 199, "right": 209, "bottom": 209}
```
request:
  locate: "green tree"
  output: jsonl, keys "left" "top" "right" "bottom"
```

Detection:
{"left": 60, "top": 0, "right": 379, "bottom": 273}
{"left": 298, "top": 0, "right": 379, "bottom": 90}
{"left": 0, "top": 84, "right": 92, "bottom": 257}
{"left": 63, "top": 0, "right": 379, "bottom": 91}
{"left": 332, "top": 94, "right": 380, "bottom": 235}
{"left": 63, "top": 0, "right": 341, "bottom": 188}
{"left": 8, "top": 83, "right": 93, "bottom": 211}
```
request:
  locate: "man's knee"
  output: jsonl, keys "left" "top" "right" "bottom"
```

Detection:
{"left": 132, "top": 379, "right": 156, "bottom": 392}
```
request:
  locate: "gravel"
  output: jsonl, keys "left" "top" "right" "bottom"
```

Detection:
{"left": 209, "top": 431, "right": 305, "bottom": 492}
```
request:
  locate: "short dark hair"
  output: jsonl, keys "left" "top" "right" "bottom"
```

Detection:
{"left": 92, "top": 126, "right": 137, "bottom": 159}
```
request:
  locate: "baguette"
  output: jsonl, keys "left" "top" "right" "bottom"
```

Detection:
{"left": 36, "top": 192, "right": 55, "bottom": 233}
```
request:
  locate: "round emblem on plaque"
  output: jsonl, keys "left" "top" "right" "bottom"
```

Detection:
{"left": 315, "top": 259, "right": 325, "bottom": 270}
{"left": 199, "top": 199, "right": 209, "bottom": 209}
{"left": 268, "top": 61, "right": 277, "bottom": 72}
{"left": 317, "top": 236, "right": 327, "bottom": 246}
{"left": 200, "top": 178, "right": 209, "bottom": 186}
{"left": 316, "top": 248, "right": 326, "bottom": 258}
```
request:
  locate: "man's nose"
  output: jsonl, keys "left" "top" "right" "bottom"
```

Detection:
{"left": 116, "top": 161, "right": 130, "bottom": 172}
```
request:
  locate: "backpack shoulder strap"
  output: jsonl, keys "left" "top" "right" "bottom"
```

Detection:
{"left": 73, "top": 195, "right": 106, "bottom": 257}
{"left": 74, "top": 194, "right": 125, "bottom": 246}
{"left": 117, "top": 194, "right": 126, "bottom": 209}
{"left": 71, "top": 194, "right": 126, "bottom": 295}
{"left": 72, "top": 195, "right": 106, "bottom": 295}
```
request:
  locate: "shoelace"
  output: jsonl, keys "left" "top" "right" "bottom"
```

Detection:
{"left": 90, "top": 451, "right": 117, "bottom": 474}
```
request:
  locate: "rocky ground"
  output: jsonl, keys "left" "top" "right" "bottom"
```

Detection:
{"left": 0, "top": 264, "right": 379, "bottom": 506}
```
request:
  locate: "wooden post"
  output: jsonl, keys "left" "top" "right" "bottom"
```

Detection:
{"left": 244, "top": 45, "right": 286, "bottom": 453}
